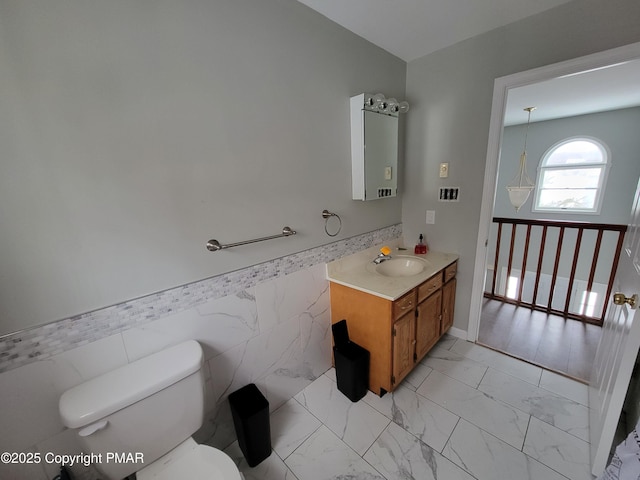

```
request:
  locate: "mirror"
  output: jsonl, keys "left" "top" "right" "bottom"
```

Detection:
{"left": 363, "top": 111, "right": 399, "bottom": 200}
{"left": 350, "top": 93, "right": 400, "bottom": 201}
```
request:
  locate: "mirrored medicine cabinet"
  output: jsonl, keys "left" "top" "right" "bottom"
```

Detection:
{"left": 350, "top": 93, "right": 407, "bottom": 201}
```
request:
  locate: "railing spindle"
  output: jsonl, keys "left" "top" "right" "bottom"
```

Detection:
{"left": 564, "top": 228, "right": 584, "bottom": 316}
{"left": 532, "top": 225, "right": 547, "bottom": 307}
{"left": 548, "top": 227, "right": 565, "bottom": 314}
{"left": 506, "top": 224, "right": 517, "bottom": 296}
{"left": 519, "top": 224, "right": 532, "bottom": 304}
{"left": 491, "top": 222, "right": 502, "bottom": 296}
{"left": 587, "top": 229, "right": 604, "bottom": 294}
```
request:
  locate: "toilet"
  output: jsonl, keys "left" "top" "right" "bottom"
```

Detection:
{"left": 58, "top": 340, "right": 242, "bottom": 480}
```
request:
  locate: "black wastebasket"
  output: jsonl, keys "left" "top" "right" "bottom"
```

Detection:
{"left": 332, "top": 319, "right": 370, "bottom": 402}
{"left": 228, "top": 383, "right": 271, "bottom": 467}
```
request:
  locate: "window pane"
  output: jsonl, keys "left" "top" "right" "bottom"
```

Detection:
{"left": 541, "top": 167, "right": 602, "bottom": 189}
{"left": 537, "top": 188, "right": 597, "bottom": 209}
{"left": 544, "top": 140, "right": 604, "bottom": 166}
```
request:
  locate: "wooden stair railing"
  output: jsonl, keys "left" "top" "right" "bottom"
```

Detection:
{"left": 485, "top": 217, "right": 626, "bottom": 326}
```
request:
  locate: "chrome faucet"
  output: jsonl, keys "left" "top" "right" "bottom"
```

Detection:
{"left": 373, "top": 253, "right": 392, "bottom": 264}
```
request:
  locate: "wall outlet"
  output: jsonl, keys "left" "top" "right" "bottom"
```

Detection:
{"left": 426, "top": 210, "right": 436, "bottom": 224}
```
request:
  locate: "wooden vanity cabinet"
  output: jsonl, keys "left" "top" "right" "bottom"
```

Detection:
{"left": 392, "top": 308, "right": 416, "bottom": 387}
{"left": 415, "top": 272, "right": 443, "bottom": 363}
{"left": 441, "top": 262, "right": 457, "bottom": 334}
{"left": 415, "top": 290, "right": 441, "bottom": 362}
{"left": 442, "top": 278, "right": 456, "bottom": 334}
{"left": 329, "top": 261, "right": 457, "bottom": 396}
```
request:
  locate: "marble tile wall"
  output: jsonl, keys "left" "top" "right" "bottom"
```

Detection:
{"left": 0, "top": 224, "right": 401, "bottom": 374}
{"left": 0, "top": 224, "right": 401, "bottom": 480}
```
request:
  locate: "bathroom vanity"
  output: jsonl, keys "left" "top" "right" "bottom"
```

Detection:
{"left": 327, "top": 247, "right": 458, "bottom": 396}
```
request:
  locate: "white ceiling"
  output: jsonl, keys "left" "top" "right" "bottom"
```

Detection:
{"left": 504, "top": 59, "right": 640, "bottom": 125}
{"left": 295, "top": 0, "right": 573, "bottom": 62}
{"left": 296, "top": 0, "right": 640, "bottom": 124}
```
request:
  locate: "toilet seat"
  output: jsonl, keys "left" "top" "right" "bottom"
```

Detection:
{"left": 137, "top": 438, "right": 242, "bottom": 480}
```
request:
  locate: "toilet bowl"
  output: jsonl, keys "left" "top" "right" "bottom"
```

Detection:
{"left": 58, "top": 340, "right": 242, "bottom": 480}
{"left": 136, "top": 438, "right": 240, "bottom": 479}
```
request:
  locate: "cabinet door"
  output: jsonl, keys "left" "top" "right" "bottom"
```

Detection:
{"left": 416, "top": 290, "right": 442, "bottom": 362}
{"left": 442, "top": 278, "right": 456, "bottom": 334}
{"left": 392, "top": 311, "right": 415, "bottom": 387}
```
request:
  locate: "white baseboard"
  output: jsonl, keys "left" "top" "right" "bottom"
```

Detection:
{"left": 447, "top": 326, "right": 467, "bottom": 340}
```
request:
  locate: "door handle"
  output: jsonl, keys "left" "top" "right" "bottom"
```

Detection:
{"left": 613, "top": 293, "right": 638, "bottom": 309}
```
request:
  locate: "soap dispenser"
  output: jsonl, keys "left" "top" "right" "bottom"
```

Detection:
{"left": 414, "top": 234, "right": 428, "bottom": 254}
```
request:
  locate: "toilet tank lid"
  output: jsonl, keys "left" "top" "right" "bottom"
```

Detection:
{"left": 59, "top": 340, "right": 204, "bottom": 429}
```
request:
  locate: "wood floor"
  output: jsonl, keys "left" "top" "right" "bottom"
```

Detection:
{"left": 478, "top": 298, "right": 602, "bottom": 382}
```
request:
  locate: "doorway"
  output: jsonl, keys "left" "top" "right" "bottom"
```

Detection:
{"left": 468, "top": 42, "right": 640, "bottom": 379}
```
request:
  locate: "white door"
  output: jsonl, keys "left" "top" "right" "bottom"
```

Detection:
{"left": 589, "top": 178, "right": 640, "bottom": 476}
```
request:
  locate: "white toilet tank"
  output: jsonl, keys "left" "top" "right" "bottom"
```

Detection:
{"left": 59, "top": 340, "right": 207, "bottom": 480}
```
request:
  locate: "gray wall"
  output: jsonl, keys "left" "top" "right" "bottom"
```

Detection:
{"left": 3, "top": 0, "right": 640, "bottom": 337}
{"left": 0, "top": 0, "right": 406, "bottom": 335}
{"left": 495, "top": 108, "right": 640, "bottom": 222}
{"left": 402, "top": 0, "right": 640, "bottom": 332}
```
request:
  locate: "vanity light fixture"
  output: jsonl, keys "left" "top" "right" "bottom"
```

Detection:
{"left": 364, "top": 93, "right": 409, "bottom": 116}
{"left": 506, "top": 106, "right": 536, "bottom": 212}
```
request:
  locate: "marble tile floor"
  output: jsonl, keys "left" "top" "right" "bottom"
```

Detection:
{"left": 221, "top": 335, "right": 593, "bottom": 480}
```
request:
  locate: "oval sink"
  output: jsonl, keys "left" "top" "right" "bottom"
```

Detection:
{"left": 375, "top": 256, "right": 429, "bottom": 277}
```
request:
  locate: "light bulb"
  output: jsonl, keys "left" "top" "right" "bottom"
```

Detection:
{"left": 387, "top": 98, "right": 398, "bottom": 113}
{"left": 364, "top": 94, "right": 375, "bottom": 108}
{"left": 398, "top": 101, "right": 410, "bottom": 113}
{"left": 372, "top": 93, "right": 386, "bottom": 110}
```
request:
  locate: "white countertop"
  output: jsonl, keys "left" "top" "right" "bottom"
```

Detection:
{"left": 327, "top": 241, "right": 459, "bottom": 301}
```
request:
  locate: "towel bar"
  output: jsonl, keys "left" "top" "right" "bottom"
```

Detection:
{"left": 206, "top": 226, "right": 296, "bottom": 251}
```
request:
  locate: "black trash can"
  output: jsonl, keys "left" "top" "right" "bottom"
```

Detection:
{"left": 228, "top": 383, "right": 271, "bottom": 467}
{"left": 332, "top": 319, "right": 370, "bottom": 402}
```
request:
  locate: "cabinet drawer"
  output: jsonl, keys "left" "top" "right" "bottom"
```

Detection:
{"left": 444, "top": 262, "right": 457, "bottom": 282}
{"left": 418, "top": 274, "right": 442, "bottom": 303}
{"left": 393, "top": 290, "right": 416, "bottom": 321}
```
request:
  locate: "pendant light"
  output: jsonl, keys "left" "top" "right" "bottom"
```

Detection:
{"left": 506, "top": 107, "right": 536, "bottom": 212}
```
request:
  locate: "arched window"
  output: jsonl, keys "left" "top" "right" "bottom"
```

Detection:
{"left": 534, "top": 137, "right": 609, "bottom": 213}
